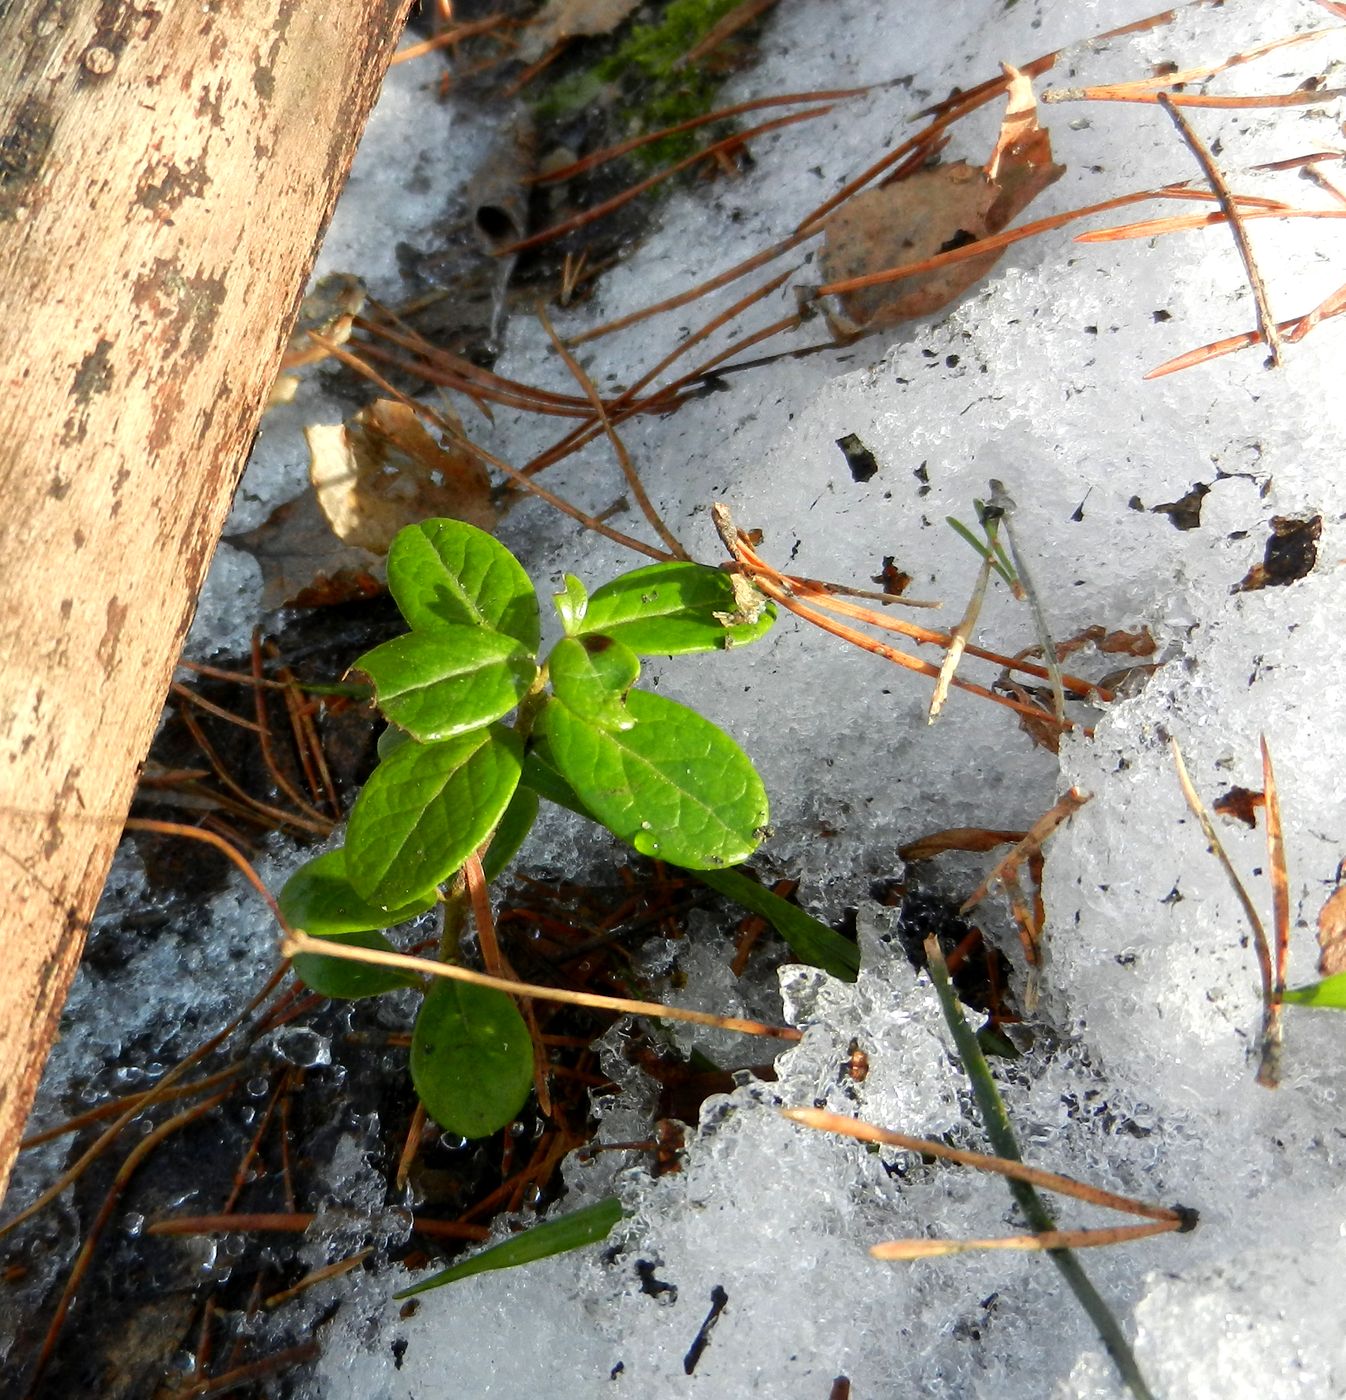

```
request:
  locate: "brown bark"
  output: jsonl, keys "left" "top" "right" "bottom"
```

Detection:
{"left": 0, "top": 0, "right": 413, "bottom": 1196}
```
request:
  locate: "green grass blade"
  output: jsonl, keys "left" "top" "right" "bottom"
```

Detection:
{"left": 696, "top": 868, "right": 859, "bottom": 982}
{"left": 924, "top": 939, "right": 1157, "bottom": 1400}
{"left": 394, "top": 1197, "right": 624, "bottom": 1298}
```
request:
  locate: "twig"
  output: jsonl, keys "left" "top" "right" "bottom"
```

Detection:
{"left": 264, "top": 1250, "right": 371, "bottom": 1309}
{"left": 1156, "top": 92, "right": 1283, "bottom": 367}
{"left": 1259, "top": 738, "right": 1290, "bottom": 1087}
{"left": 930, "top": 515, "right": 999, "bottom": 721}
{"left": 872, "top": 1219, "right": 1183, "bottom": 1259}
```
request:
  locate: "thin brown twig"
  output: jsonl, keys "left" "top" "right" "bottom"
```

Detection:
{"left": 872, "top": 1219, "right": 1184, "bottom": 1259}
{"left": 1157, "top": 92, "right": 1283, "bottom": 366}
{"left": 264, "top": 1250, "right": 372, "bottom": 1309}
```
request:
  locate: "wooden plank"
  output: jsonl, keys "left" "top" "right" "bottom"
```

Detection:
{"left": 0, "top": 0, "right": 413, "bottom": 1195}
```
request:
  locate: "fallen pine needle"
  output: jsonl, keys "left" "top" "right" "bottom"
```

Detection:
{"left": 871, "top": 1219, "right": 1183, "bottom": 1260}
{"left": 282, "top": 930, "right": 801, "bottom": 1041}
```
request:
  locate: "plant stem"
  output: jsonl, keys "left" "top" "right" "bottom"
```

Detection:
{"left": 924, "top": 937, "right": 1157, "bottom": 1400}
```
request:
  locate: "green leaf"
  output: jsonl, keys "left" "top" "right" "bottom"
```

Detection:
{"left": 411, "top": 979, "right": 534, "bottom": 1139}
{"left": 538, "top": 687, "right": 767, "bottom": 870}
{"left": 1281, "top": 973, "right": 1346, "bottom": 1009}
{"left": 482, "top": 785, "right": 539, "bottom": 882}
{"left": 395, "top": 1197, "right": 624, "bottom": 1298}
{"left": 279, "top": 848, "right": 436, "bottom": 935}
{"left": 577, "top": 562, "right": 774, "bottom": 655}
{"left": 552, "top": 574, "right": 589, "bottom": 635}
{"left": 290, "top": 929, "right": 419, "bottom": 1000}
{"left": 354, "top": 627, "right": 535, "bottom": 743}
{"left": 520, "top": 744, "right": 592, "bottom": 817}
{"left": 377, "top": 723, "right": 412, "bottom": 760}
{"left": 387, "top": 519, "right": 541, "bottom": 652}
{"left": 695, "top": 868, "right": 859, "bottom": 982}
{"left": 346, "top": 726, "right": 524, "bottom": 906}
{"left": 546, "top": 635, "right": 640, "bottom": 730}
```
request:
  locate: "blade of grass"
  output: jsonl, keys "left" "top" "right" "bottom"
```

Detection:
{"left": 924, "top": 935, "right": 1157, "bottom": 1400}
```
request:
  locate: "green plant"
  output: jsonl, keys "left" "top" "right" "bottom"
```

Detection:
{"left": 278, "top": 517, "right": 779, "bottom": 1140}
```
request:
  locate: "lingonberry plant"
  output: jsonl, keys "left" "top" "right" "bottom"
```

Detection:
{"left": 278, "top": 517, "right": 778, "bottom": 1141}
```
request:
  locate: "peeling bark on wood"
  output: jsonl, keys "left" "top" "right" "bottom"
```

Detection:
{"left": 0, "top": 0, "right": 413, "bottom": 1196}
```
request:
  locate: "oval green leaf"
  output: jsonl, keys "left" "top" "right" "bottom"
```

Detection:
{"left": 553, "top": 573, "right": 589, "bottom": 635}
{"left": 345, "top": 725, "right": 524, "bottom": 906}
{"left": 538, "top": 687, "right": 767, "bottom": 869}
{"left": 354, "top": 626, "right": 535, "bottom": 742}
{"left": 411, "top": 980, "right": 534, "bottom": 1139}
{"left": 1281, "top": 972, "right": 1346, "bottom": 1009}
{"left": 291, "top": 929, "right": 419, "bottom": 1000}
{"left": 387, "top": 518, "right": 541, "bottom": 652}
{"left": 547, "top": 635, "right": 640, "bottom": 731}
{"left": 279, "top": 848, "right": 437, "bottom": 935}
{"left": 577, "top": 562, "right": 774, "bottom": 655}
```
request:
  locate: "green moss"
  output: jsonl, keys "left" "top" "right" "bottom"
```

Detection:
{"left": 534, "top": 0, "right": 750, "bottom": 167}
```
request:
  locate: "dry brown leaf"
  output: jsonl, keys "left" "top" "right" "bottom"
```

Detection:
{"left": 1214, "top": 785, "right": 1264, "bottom": 829}
{"left": 521, "top": 0, "right": 639, "bottom": 61}
{"left": 226, "top": 493, "right": 384, "bottom": 611}
{"left": 820, "top": 64, "right": 1064, "bottom": 336}
{"left": 898, "top": 827, "right": 1027, "bottom": 862}
{"left": 1318, "top": 868, "right": 1346, "bottom": 976}
{"left": 308, "top": 399, "right": 496, "bottom": 554}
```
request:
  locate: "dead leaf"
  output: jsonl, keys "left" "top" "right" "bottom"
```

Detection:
{"left": 899, "top": 827, "right": 1027, "bottom": 862}
{"left": 1214, "top": 786, "right": 1264, "bottom": 828}
{"left": 1233, "top": 515, "right": 1321, "bottom": 592}
{"left": 521, "top": 0, "right": 639, "bottom": 61}
{"left": 820, "top": 64, "right": 1063, "bottom": 336}
{"left": 1318, "top": 871, "right": 1346, "bottom": 976}
{"left": 266, "top": 273, "right": 367, "bottom": 411}
{"left": 226, "top": 493, "right": 384, "bottom": 611}
{"left": 308, "top": 399, "right": 496, "bottom": 554}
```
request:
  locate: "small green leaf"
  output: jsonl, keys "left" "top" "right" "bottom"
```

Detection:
{"left": 553, "top": 574, "right": 589, "bottom": 635}
{"left": 291, "top": 929, "right": 419, "bottom": 1000}
{"left": 577, "top": 562, "right": 774, "bottom": 655}
{"left": 411, "top": 979, "right": 534, "bottom": 1139}
{"left": 279, "top": 848, "right": 436, "bottom": 935}
{"left": 547, "top": 635, "right": 640, "bottom": 730}
{"left": 520, "top": 744, "right": 592, "bottom": 817}
{"left": 346, "top": 726, "right": 524, "bottom": 906}
{"left": 395, "top": 1197, "right": 624, "bottom": 1298}
{"left": 539, "top": 687, "right": 767, "bottom": 870}
{"left": 387, "top": 519, "right": 541, "bottom": 652}
{"left": 482, "top": 785, "right": 539, "bottom": 882}
{"left": 377, "top": 724, "right": 412, "bottom": 760}
{"left": 1281, "top": 973, "right": 1346, "bottom": 1009}
{"left": 696, "top": 867, "right": 859, "bottom": 982}
{"left": 354, "top": 627, "right": 535, "bottom": 743}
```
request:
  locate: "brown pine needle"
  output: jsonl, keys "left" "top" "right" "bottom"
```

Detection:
{"left": 872, "top": 1219, "right": 1183, "bottom": 1260}
{"left": 1046, "top": 86, "right": 1346, "bottom": 110}
{"left": 28, "top": 1089, "right": 234, "bottom": 1393}
{"left": 499, "top": 108, "right": 835, "bottom": 258}
{"left": 538, "top": 306, "right": 689, "bottom": 560}
{"left": 1157, "top": 92, "right": 1283, "bottom": 366}
{"left": 1171, "top": 738, "right": 1283, "bottom": 1085}
{"left": 264, "top": 1250, "right": 372, "bottom": 1309}
{"left": 782, "top": 1108, "right": 1185, "bottom": 1223}
{"left": 1075, "top": 205, "right": 1343, "bottom": 244}
{"left": 1259, "top": 737, "right": 1290, "bottom": 1087}
{"left": 960, "top": 787, "right": 1091, "bottom": 923}
{"left": 282, "top": 930, "right": 802, "bottom": 1041}
{"left": 307, "top": 333, "right": 676, "bottom": 562}
{"left": 532, "top": 87, "right": 867, "bottom": 185}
